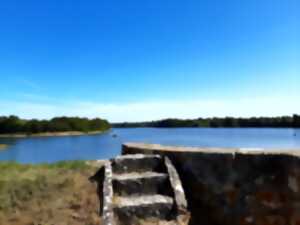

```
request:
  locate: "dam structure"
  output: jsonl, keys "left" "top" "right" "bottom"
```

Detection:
{"left": 92, "top": 143, "right": 300, "bottom": 225}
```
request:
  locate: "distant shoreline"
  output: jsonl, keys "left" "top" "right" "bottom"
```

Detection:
{"left": 113, "top": 115, "right": 300, "bottom": 128}
{"left": 0, "top": 130, "right": 107, "bottom": 138}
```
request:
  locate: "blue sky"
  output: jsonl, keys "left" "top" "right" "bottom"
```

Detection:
{"left": 0, "top": 0, "right": 299, "bottom": 122}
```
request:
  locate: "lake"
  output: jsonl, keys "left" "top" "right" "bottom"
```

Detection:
{"left": 0, "top": 128, "right": 300, "bottom": 164}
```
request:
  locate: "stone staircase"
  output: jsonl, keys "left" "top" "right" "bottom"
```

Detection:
{"left": 91, "top": 154, "right": 190, "bottom": 225}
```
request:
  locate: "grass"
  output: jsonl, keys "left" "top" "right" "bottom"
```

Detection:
{"left": 0, "top": 160, "right": 90, "bottom": 181}
{"left": 0, "top": 161, "right": 102, "bottom": 225}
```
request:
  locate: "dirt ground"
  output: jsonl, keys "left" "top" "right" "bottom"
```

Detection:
{"left": 0, "top": 161, "right": 103, "bottom": 225}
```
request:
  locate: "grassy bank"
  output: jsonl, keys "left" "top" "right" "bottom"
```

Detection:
{"left": 0, "top": 161, "right": 103, "bottom": 225}
{"left": 0, "top": 130, "right": 107, "bottom": 138}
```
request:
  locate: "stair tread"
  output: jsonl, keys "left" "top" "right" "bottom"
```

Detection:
{"left": 141, "top": 219, "right": 178, "bottom": 225}
{"left": 113, "top": 172, "right": 168, "bottom": 181}
{"left": 114, "top": 194, "right": 173, "bottom": 208}
{"left": 115, "top": 154, "right": 161, "bottom": 160}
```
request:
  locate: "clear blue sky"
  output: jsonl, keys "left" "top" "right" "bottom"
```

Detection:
{"left": 0, "top": 0, "right": 299, "bottom": 122}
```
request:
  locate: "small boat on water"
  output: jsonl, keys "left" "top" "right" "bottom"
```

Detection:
{"left": 0, "top": 144, "right": 8, "bottom": 151}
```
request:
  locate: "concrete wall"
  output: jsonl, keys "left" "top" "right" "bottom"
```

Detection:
{"left": 122, "top": 143, "right": 300, "bottom": 225}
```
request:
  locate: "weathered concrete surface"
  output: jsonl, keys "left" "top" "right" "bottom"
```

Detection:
{"left": 165, "top": 157, "right": 191, "bottom": 225}
{"left": 114, "top": 194, "right": 174, "bottom": 220}
{"left": 123, "top": 143, "right": 300, "bottom": 225}
{"left": 93, "top": 153, "right": 190, "bottom": 225}
{"left": 113, "top": 172, "right": 169, "bottom": 196}
{"left": 103, "top": 161, "right": 115, "bottom": 225}
{"left": 112, "top": 154, "right": 163, "bottom": 174}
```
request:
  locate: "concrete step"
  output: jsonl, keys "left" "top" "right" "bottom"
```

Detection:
{"left": 113, "top": 194, "right": 174, "bottom": 220}
{"left": 137, "top": 219, "right": 178, "bottom": 225}
{"left": 112, "top": 154, "right": 164, "bottom": 174}
{"left": 112, "top": 172, "right": 171, "bottom": 196}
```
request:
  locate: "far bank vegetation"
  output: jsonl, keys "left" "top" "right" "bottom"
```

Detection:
{"left": 0, "top": 116, "right": 111, "bottom": 135}
{"left": 115, "top": 115, "right": 300, "bottom": 128}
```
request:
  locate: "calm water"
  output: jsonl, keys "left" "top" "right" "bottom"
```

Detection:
{"left": 0, "top": 128, "right": 300, "bottom": 164}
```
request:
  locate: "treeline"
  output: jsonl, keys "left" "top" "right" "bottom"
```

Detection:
{"left": 0, "top": 116, "right": 111, "bottom": 134}
{"left": 114, "top": 115, "right": 300, "bottom": 128}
